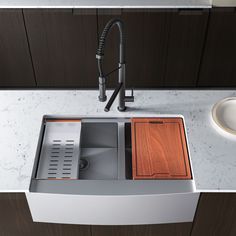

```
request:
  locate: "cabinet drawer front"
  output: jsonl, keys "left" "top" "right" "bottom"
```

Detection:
{"left": 131, "top": 118, "right": 192, "bottom": 180}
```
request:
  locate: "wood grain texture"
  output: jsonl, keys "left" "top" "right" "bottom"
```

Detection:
{"left": 164, "top": 10, "right": 208, "bottom": 87}
{"left": 0, "top": 193, "right": 90, "bottom": 236}
{"left": 23, "top": 9, "right": 97, "bottom": 88}
{"left": 198, "top": 8, "right": 236, "bottom": 87}
{"left": 1, "top": 193, "right": 236, "bottom": 236}
{"left": 97, "top": 9, "right": 169, "bottom": 88}
{"left": 97, "top": 9, "right": 209, "bottom": 88}
{"left": 0, "top": 10, "right": 35, "bottom": 87}
{"left": 131, "top": 118, "right": 191, "bottom": 180}
{"left": 91, "top": 223, "right": 192, "bottom": 236}
{"left": 191, "top": 193, "right": 236, "bottom": 236}
{"left": 0, "top": 193, "right": 193, "bottom": 236}
{"left": 1, "top": 9, "right": 236, "bottom": 88}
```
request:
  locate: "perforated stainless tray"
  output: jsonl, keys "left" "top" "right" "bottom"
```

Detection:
{"left": 36, "top": 120, "right": 81, "bottom": 179}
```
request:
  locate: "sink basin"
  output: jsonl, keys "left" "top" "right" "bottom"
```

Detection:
{"left": 79, "top": 122, "right": 119, "bottom": 180}
{"left": 35, "top": 118, "right": 132, "bottom": 181}
{"left": 30, "top": 115, "right": 194, "bottom": 194}
{"left": 79, "top": 120, "right": 132, "bottom": 180}
{"left": 212, "top": 97, "right": 236, "bottom": 135}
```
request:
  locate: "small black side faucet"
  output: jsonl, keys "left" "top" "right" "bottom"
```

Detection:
{"left": 96, "top": 18, "right": 134, "bottom": 112}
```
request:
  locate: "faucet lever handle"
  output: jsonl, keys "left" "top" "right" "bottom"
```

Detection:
{"left": 131, "top": 88, "right": 134, "bottom": 97}
{"left": 124, "top": 88, "right": 134, "bottom": 102}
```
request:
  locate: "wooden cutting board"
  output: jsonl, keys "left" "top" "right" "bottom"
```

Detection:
{"left": 131, "top": 118, "right": 192, "bottom": 180}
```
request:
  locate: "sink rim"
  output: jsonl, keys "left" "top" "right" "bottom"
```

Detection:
{"left": 29, "top": 115, "right": 196, "bottom": 195}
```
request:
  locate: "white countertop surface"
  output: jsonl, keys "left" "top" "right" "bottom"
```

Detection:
{"left": 0, "top": 0, "right": 211, "bottom": 8}
{"left": 0, "top": 89, "right": 236, "bottom": 192}
{"left": 212, "top": 0, "right": 236, "bottom": 6}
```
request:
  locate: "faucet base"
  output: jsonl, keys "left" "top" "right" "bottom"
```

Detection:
{"left": 117, "top": 106, "right": 126, "bottom": 112}
{"left": 98, "top": 95, "right": 107, "bottom": 102}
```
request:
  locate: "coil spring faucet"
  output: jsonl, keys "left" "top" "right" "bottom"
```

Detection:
{"left": 96, "top": 18, "right": 134, "bottom": 112}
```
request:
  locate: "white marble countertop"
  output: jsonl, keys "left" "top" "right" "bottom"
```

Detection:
{"left": 212, "top": 0, "right": 236, "bottom": 7}
{"left": 0, "top": 89, "right": 236, "bottom": 192}
{"left": 0, "top": 0, "right": 211, "bottom": 8}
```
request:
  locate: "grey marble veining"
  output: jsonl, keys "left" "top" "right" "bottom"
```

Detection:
{"left": 0, "top": 90, "right": 236, "bottom": 192}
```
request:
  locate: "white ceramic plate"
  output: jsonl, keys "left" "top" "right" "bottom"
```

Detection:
{"left": 212, "top": 97, "right": 236, "bottom": 135}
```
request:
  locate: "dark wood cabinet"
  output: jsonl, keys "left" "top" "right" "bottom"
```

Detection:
{"left": 0, "top": 193, "right": 192, "bottom": 236}
{"left": 0, "top": 193, "right": 91, "bottom": 236}
{"left": 0, "top": 8, "right": 236, "bottom": 88}
{"left": 97, "top": 9, "right": 208, "bottom": 88}
{"left": 1, "top": 193, "right": 236, "bottom": 236}
{"left": 97, "top": 9, "right": 170, "bottom": 88}
{"left": 198, "top": 8, "right": 236, "bottom": 87}
{"left": 0, "top": 10, "right": 35, "bottom": 87}
{"left": 0, "top": 8, "right": 234, "bottom": 88}
{"left": 91, "top": 223, "right": 192, "bottom": 236}
{"left": 164, "top": 10, "right": 208, "bottom": 87}
{"left": 23, "top": 9, "right": 98, "bottom": 87}
{"left": 191, "top": 193, "right": 236, "bottom": 236}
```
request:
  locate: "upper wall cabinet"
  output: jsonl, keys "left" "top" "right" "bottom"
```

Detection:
{"left": 164, "top": 9, "right": 208, "bottom": 87}
{"left": 0, "top": 10, "right": 35, "bottom": 87}
{"left": 23, "top": 9, "right": 98, "bottom": 87}
{"left": 97, "top": 9, "right": 208, "bottom": 88}
{"left": 198, "top": 8, "right": 236, "bottom": 86}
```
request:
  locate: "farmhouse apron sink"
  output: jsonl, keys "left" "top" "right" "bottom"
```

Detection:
{"left": 26, "top": 116, "right": 199, "bottom": 225}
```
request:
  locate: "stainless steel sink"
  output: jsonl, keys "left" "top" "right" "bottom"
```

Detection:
{"left": 30, "top": 116, "right": 195, "bottom": 195}
{"left": 27, "top": 115, "right": 199, "bottom": 225}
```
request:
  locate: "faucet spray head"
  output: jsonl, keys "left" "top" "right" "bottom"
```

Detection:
{"left": 98, "top": 76, "right": 107, "bottom": 102}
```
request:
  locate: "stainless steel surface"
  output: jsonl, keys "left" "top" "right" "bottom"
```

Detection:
{"left": 30, "top": 179, "right": 196, "bottom": 195}
{"left": 30, "top": 116, "right": 196, "bottom": 196}
{"left": 78, "top": 120, "right": 132, "bottom": 180}
{"left": 36, "top": 121, "right": 81, "bottom": 179}
{"left": 80, "top": 122, "right": 118, "bottom": 148}
{"left": 80, "top": 148, "right": 118, "bottom": 179}
{"left": 0, "top": 0, "right": 211, "bottom": 8}
{"left": 118, "top": 122, "right": 126, "bottom": 179}
{"left": 79, "top": 122, "right": 119, "bottom": 179}
{"left": 36, "top": 119, "right": 131, "bottom": 180}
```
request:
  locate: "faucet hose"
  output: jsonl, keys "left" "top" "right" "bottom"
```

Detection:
{"left": 96, "top": 18, "right": 125, "bottom": 77}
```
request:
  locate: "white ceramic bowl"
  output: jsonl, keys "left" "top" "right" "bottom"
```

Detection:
{"left": 212, "top": 97, "right": 236, "bottom": 136}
